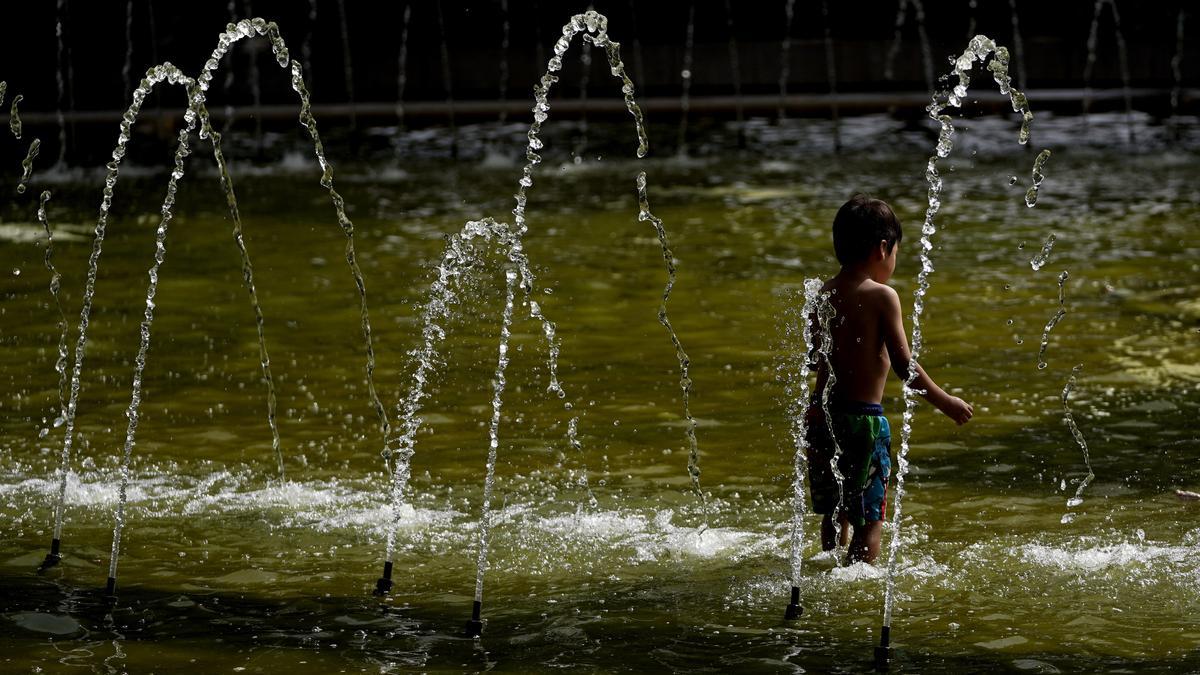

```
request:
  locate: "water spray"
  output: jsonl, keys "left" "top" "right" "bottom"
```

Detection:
{"left": 782, "top": 279, "right": 822, "bottom": 620}
{"left": 875, "top": 35, "right": 1046, "bottom": 670}
{"left": 36, "top": 190, "right": 70, "bottom": 574}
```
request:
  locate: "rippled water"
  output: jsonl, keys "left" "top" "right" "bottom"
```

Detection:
{"left": 2, "top": 115, "right": 1199, "bottom": 672}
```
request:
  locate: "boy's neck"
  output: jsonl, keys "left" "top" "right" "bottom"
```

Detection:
{"left": 836, "top": 263, "right": 875, "bottom": 283}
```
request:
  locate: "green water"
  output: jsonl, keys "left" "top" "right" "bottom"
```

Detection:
{"left": 1, "top": 145, "right": 1199, "bottom": 672}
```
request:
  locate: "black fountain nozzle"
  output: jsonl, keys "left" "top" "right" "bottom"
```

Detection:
{"left": 464, "top": 600, "right": 483, "bottom": 638}
{"left": 874, "top": 626, "right": 893, "bottom": 672}
{"left": 37, "top": 539, "right": 63, "bottom": 574}
{"left": 104, "top": 576, "right": 119, "bottom": 605}
{"left": 783, "top": 585, "right": 803, "bottom": 620}
{"left": 373, "top": 561, "right": 394, "bottom": 597}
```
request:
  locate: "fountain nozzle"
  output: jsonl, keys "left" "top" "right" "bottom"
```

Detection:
{"left": 784, "top": 585, "right": 803, "bottom": 620}
{"left": 464, "top": 600, "right": 483, "bottom": 638}
{"left": 874, "top": 626, "right": 893, "bottom": 671}
{"left": 37, "top": 539, "right": 62, "bottom": 573}
{"left": 373, "top": 561, "right": 394, "bottom": 597}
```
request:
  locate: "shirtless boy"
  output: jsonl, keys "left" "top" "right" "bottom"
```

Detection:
{"left": 807, "top": 194, "right": 973, "bottom": 564}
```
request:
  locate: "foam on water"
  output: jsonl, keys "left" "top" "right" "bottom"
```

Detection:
{"left": 1018, "top": 540, "right": 1196, "bottom": 572}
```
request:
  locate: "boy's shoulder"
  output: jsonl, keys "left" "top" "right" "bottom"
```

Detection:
{"left": 825, "top": 276, "right": 899, "bottom": 304}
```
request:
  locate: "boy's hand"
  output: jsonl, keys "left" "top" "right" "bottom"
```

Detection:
{"left": 937, "top": 395, "right": 974, "bottom": 425}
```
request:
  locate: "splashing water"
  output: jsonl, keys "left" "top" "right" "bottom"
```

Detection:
{"left": 9, "top": 94, "right": 22, "bottom": 139}
{"left": 777, "top": 0, "right": 796, "bottom": 120}
{"left": 1024, "top": 148, "right": 1051, "bottom": 207}
{"left": 220, "top": 1, "right": 239, "bottom": 139}
{"left": 814, "top": 289, "right": 847, "bottom": 559}
{"left": 38, "top": 191, "right": 70, "bottom": 428}
{"left": 377, "top": 218, "right": 592, "bottom": 590}
{"left": 0, "top": 81, "right": 6, "bottom": 109}
{"left": 377, "top": 11, "right": 700, "bottom": 617}
{"left": 637, "top": 172, "right": 706, "bottom": 522}
{"left": 782, "top": 279, "right": 822, "bottom": 602}
{"left": 108, "top": 63, "right": 199, "bottom": 594}
{"left": 1036, "top": 271, "right": 1069, "bottom": 370}
{"left": 1060, "top": 365, "right": 1095, "bottom": 522}
{"left": 573, "top": 15, "right": 593, "bottom": 164}
{"left": 472, "top": 269, "right": 518, "bottom": 618}
{"left": 880, "top": 34, "right": 1048, "bottom": 637}
{"left": 47, "top": 61, "right": 181, "bottom": 567}
{"left": 52, "top": 19, "right": 390, "bottom": 580}
{"left": 250, "top": 19, "right": 394, "bottom": 481}
{"left": 17, "top": 139, "right": 41, "bottom": 195}
{"left": 1030, "top": 232, "right": 1056, "bottom": 270}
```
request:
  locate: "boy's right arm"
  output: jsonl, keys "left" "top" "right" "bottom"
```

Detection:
{"left": 878, "top": 285, "right": 974, "bottom": 425}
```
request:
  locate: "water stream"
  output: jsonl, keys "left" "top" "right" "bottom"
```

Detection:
{"left": 336, "top": 0, "right": 356, "bottom": 131}
{"left": 820, "top": 0, "right": 842, "bottom": 152}
{"left": 37, "top": 191, "right": 70, "bottom": 429}
{"left": 395, "top": 2, "right": 412, "bottom": 130}
{"left": 782, "top": 278, "right": 822, "bottom": 618}
{"left": 878, "top": 34, "right": 1046, "bottom": 653}
{"left": 676, "top": 1, "right": 695, "bottom": 157}
{"left": 10, "top": 94, "right": 23, "bottom": 139}
{"left": 777, "top": 0, "right": 796, "bottom": 121}
{"left": 1083, "top": 0, "right": 1135, "bottom": 143}
{"left": 722, "top": 0, "right": 746, "bottom": 146}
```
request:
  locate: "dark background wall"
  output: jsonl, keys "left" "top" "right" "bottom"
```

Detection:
{"left": 0, "top": 0, "right": 1193, "bottom": 116}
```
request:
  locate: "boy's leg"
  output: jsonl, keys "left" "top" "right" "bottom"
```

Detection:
{"left": 820, "top": 511, "right": 851, "bottom": 551}
{"left": 847, "top": 520, "right": 883, "bottom": 563}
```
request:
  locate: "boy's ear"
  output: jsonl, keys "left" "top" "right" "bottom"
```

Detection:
{"left": 875, "top": 239, "right": 889, "bottom": 260}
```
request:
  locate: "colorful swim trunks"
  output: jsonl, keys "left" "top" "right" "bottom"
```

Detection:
{"left": 806, "top": 401, "right": 892, "bottom": 527}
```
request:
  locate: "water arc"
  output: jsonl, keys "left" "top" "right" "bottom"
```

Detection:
{"left": 875, "top": 34, "right": 1050, "bottom": 667}
{"left": 41, "top": 18, "right": 392, "bottom": 588}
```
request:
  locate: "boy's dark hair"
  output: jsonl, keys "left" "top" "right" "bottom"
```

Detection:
{"left": 832, "top": 193, "right": 903, "bottom": 266}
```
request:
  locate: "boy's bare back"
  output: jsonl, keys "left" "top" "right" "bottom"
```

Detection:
{"left": 820, "top": 275, "right": 898, "bottom": 405}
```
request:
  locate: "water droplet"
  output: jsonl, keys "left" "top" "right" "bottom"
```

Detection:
{"left": 1003, "top": 284, "right": 1011, "bottom": 291}
{"left": 11, "top": 268, "right": 20, "bottom": 276}
{"left": 856, "top": 337, "right": 862, "bottom": 343}
{"left": 1008, "top": 175, "right": 1018, "bottom": 185}
{"left": 1015, "top": 337, "right": 1024, "bottom": 345}
{"left": 1018, "top": 241, "right": 1026, "bottom": 250}
{"left": 680, "top": 69, "right": 692, "bottom": 79}
{"left": 1006, "top": 319, "right": 1014, "bottom": 325}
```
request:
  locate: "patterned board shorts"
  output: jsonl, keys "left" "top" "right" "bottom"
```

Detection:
{"left": 806, "top": 401, "right": 892, "bottom": 527}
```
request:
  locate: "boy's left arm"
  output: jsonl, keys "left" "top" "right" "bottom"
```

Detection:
{"left": 878, "top": 286, "right": 973, "bottom": 425}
